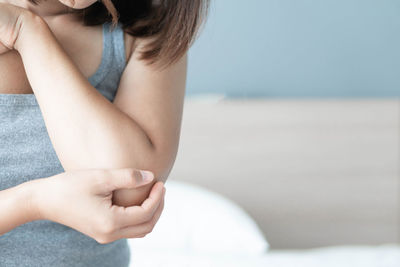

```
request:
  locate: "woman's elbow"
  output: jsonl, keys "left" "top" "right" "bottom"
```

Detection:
{"left": 112, "top": 151, "right": 175, "bottom": 207}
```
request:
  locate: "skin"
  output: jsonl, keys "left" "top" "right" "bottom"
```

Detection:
{"left": 0, "top": 168, "right": 166, "bottom": 244}
{"left": 0, "top": 0, "right": 186, "bottom": 242}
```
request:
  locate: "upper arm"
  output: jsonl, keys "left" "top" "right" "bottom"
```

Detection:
{"left": 112, "top": 36, "right": 188, "bottom": 179}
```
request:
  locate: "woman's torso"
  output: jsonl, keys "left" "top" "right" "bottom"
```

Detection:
{"left": 0, "top": 14, "right": 134, "bottom": 267}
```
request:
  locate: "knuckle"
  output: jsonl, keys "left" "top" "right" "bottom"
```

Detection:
{"left": 95, "top": 237, "right": 106, "bottom": 244}
{"left": 125, "top": 168, "right": 137, "bottom": 179}
{"left": 144, "top": 224, "right": 154, "bottom": 234}
{"left": 149, "top": 221, "right": 157, "bottom": 232}
{"left": 93, "top": 176, "right": 105, "bottom": 188}
{"left": 95, "top": 235, "right": 112, "bottom": 244}
{"left": 99, "top": 218, "right": 116, "bottom": 235}
{"left": 148, "top": 224, "right": 155, "bottom": 233}
{"left": 92, "top": 170, "right": 107, "bottom": 184}
{"left": 134, "top": 232, "right": 147, "bottom": 238}
{"left": 143, "top": 211, "right": 153, "bottom": 222}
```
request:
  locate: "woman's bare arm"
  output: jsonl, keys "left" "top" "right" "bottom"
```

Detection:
{"left": 14, "top": 12, "right": 186, "bottom": 206}
{"left": 0, "top": 168, "right": 165, "bottom": 243}
{"left": 0, "top": 181, "right": 38, "bottom": 236}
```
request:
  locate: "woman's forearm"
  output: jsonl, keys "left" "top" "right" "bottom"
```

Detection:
{"left": 0, "top": 170, "right": 165, "bottom": 242}
{"left": 14, "top": 13, "right": 161, "bottom": 176}
{"left": 0, "top": 181, "right": 39, "bottom": 236}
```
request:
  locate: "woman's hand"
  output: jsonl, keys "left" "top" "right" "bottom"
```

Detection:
{"left": 0, "top": 2, "right": 28, "bottom": 54}
{"left": 29, "top": 168, "right": 166, "bottom": 244}
{"left": 0, "top": 0, "right": 103, "bottom": 55}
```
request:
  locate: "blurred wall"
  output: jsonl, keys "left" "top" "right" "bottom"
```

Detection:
{"left": 187, "top": 0, "right": 400, "bottom": 97}
{"left": 170, "top": 99, "right": 400, "bottom": 249}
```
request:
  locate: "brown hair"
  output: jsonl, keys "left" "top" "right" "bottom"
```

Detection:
{"left": 30, "top": 0, "right": 210, "bottom": 70}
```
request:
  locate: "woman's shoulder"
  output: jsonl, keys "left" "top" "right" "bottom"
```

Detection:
{"left": 123, "top": 30, "right": 136, "bottom": 63}
{"left": 122, "top": 32, "right": 161, "bottom": 66}
{"left": 47, "top": 14, "right": 136, "bottom": 66}
{"left": 48, "top": 14, "right": 161, "bottom": 68}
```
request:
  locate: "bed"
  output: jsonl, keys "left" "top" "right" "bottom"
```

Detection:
{"left": 128, "top": 181, "right": 400, "bottom": 267}
{"left": 129, "top": 99, "right": 399, "bottom": 266}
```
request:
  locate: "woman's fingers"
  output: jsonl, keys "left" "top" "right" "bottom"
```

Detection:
{"left": 102, "top": 168, "right": 155, "bottom": 191}
{"left": 112, "top": 181, "right": 165, "bottom": 228}
{"left": 112, "top": 189, "right": 165, "bottom": 240}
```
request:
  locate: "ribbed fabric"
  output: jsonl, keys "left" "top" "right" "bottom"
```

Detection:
{"left": 0, "top": 22, "right": 130, "bottom": 266}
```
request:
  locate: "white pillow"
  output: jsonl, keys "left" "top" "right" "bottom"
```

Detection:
{"left": 128, "top": 180, "right": 269, "bottom": 255}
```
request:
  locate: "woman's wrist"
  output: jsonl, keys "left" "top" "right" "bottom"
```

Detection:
{"left": 22, "top": 178, "right": 51, "bottom": 222}
{"left": 14, "top": 9, "right": 48, "bottom": 56}
{"left": 12, "top": 179, "right": 44, "bottom": 223}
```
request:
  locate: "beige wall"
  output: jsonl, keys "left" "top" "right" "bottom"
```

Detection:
{"left": 169, "top": 99, "right": 400, "bottom": 249}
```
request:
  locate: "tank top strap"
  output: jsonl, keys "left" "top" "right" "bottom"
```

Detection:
{"left": 106, "top": 21, "right": 127, "bottom": 75}
{"left": 89, "top": 21, "right": 127, "bottom": 88}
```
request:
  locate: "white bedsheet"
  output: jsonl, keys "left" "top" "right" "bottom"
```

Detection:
{"left": 127, "top": 181, "right": 399, "bottom": 267}
{"left": 129, "top": 244, "right": 400, "bottom": 267}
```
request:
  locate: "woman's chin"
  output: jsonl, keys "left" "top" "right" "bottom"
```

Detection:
{"left": 58, "top": 0, "right": 97, "bottom": 10}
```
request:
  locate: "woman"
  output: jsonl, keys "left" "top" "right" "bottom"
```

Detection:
{"left": 0, "top": 0, "right": 209, "bottom": 266}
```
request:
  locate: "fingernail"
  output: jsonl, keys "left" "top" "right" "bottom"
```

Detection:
{"left": 139, "top": 170, "right": 154, "bottom": 182}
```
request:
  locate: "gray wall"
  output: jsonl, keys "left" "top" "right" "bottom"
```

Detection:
{"left": 171, "top": 99, "right": 400, "bottom": 249}
{"left": 187, "top": 0, "right": 400, "bottom": 97}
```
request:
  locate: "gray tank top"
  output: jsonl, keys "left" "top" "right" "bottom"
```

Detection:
{"left": 0, "top": 22, "right": 130, "bottom": 266}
